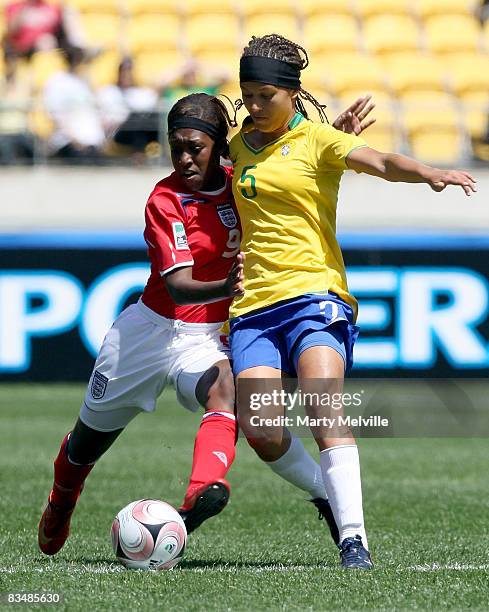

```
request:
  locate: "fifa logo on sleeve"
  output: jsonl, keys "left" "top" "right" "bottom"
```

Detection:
{"left": 172, "top": 222, "right": 189, "bottom": 250}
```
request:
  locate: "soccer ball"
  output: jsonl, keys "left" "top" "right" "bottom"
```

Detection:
{"left": 111, "top": 499, "right": 187, "bottom": 570}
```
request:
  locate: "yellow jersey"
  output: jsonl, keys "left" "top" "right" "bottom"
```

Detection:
{"left": 229, "top": 112, "right": 366, "bottom": 321}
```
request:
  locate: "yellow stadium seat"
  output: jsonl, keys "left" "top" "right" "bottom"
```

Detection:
{"left": 122, "top": 0, "right": 179, "bottom": 16}
{"left": 89, "top": 50, "right": 121, "bottom": 86}
{"left": 415, "top": 0, "right": 473, "bottom": 19}
{"left": 31, "top": 50, "right": 67, "bottom": 92}
{"left": 323, "top": 54, "right": 388, "bottom": 97}
{"left": 460, "top": 92, "right": 489, "bottom": 139}
{"left": 133, "top": 50, "right": 184, "bottom": 87}
{"left": 337, "top": 95, "right": 399, "bottom": 152}
{"left": 127, "top": 15, "right": 180, "bottom": 53}
{"left": 244, "top": 15, "right": 301, "bottom": 44}
{"left": 400, "top": 90, "right": 455, "bottom": 106}
{"left": 30, "top": 105, "right": 54, "bottom": 140}
{"left": 354, "top": 0, "right": 411, "bottom": 19}
{"left": 304, "top": 15, "right": 360, "bottom": 56}
{"left": 363, "top": 15, "right": 420, "bottom": 55}
{"left": 337, "top": 87, "right": 392, "bottom": 104}
{"left": 80, "top": 14, "right": 121, "bottom": 49}
{"left": 300, "top": 61, "right": 329, "bottom": 93}
{"left": 67, "top": 0, "right": 120, "bottom": 14}
{"left": 184, "top": 15, "right": 240, "bottom": 54}
{"left": 194, "top": 50, "right": 240, "bottom": 80}
{"left": 424, "top": 15, "right": 481, "bottom": 54}
{"left": 182, "top": 0, "right": 235, "bottom": 16}
{"left": 383, "top": 53, "right": 446, "bottom": 96}
{"left": 300, "top": 0, "right": 353, "bottom": 18}
{"left": 402, "top": 93, "right": 464, "bottom": 163}
{"left": 236, "top": 0, "right": 297, "bottom": 18}
{"left": 447, "top": 53, "right": 489, "bottom": 96}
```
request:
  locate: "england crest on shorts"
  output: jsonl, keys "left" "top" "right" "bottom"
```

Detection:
{"left": 217, "top": 205, "right": 237, "bottom": 228}
{"left": 91, "top": 370, "right": 108, "bottom": 399}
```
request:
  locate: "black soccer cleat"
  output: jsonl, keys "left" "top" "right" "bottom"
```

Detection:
{"left": 310, "top": 498, "right": 340, "bottom": 546}
{"left": 179, "top": 480, "right": 230, "bottom": 535}
{"left": 339, "top": 535, "right": 373, "bottom": 569}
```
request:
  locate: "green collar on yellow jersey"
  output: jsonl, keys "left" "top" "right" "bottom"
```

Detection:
{"left": 240, "top": 112, "right": 305, "bottom": 154}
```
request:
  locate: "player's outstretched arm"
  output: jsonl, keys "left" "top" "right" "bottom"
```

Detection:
{"left": 346, "top": 147, "right": 477, "bottom": 196}
{"left": 165, "top": 252, "right": 244, "bottom": 306}
{"left": 332, "top": 95, "right": 376, "bottom": 136}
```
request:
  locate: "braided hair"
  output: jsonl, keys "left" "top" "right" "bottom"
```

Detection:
{"left": 168, "top": 93, "right": 237, "bottom": 156}
{"left": 241, "top": 34, "right": 329, "bottom": 123}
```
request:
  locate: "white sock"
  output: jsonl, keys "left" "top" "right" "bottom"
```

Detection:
{"left": 266, "top": 436, "right": 327, "bottom": 500}
{"left": 319, "top": 444, "right": 368, "bottom": 549}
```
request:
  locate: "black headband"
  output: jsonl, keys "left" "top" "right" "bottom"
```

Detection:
{"left": 240, "top": 55, "right": 301, "bottom": 89}
{"left": 168, "top": 117, "right": 223, "bottom": 141}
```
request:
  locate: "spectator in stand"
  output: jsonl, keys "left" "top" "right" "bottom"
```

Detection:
{"left": 98, "top": 57, "right": 160, "bottom": 157}
{"left": 3, "top": 0, "right": 83, "bottom": 60}
{"left": 159, "top": 58, "right": 230, "bottom": 112}
{"left": 43, "top": 46, "right": 106, "bottom": 163}
{"left": 479, "top": 0, "right": 489, "bottom": 22}
{"left": 0, "top": 52, "right": 34, "bottom": 163}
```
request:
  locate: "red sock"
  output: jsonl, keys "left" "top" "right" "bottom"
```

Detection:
{"left": 182, "top": 411, "right": 237, "bottom": 509}
{"left": 49, "top": 433, "right": 94, "bottom": 509}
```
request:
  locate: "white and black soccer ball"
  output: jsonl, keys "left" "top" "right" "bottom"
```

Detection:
{"left": 111, "top": 499, "right": 187, "bottom": 570}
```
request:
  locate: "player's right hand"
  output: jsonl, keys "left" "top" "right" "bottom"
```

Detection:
{"left": 225, "top": 252, "right": 245, "bottom": 297}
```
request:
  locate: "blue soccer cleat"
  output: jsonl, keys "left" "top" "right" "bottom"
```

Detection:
{"left": 339, "top": 535, "right": 373, "bottom": 569}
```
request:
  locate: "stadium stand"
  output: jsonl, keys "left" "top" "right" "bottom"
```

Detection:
{"left": 121, "top": 0, "right": 179, "bottom": 17}
{"left": 126, "top": 14, "right": 180, "bottom": 54}
{"left": 355, "top": 0, "right": 412, "bottom": 19}
{"left": 184, "top": 15, "right": 241, "bottom": 55}
{"left": 244, "top": 14, "right": 300, "bottom": 43}
{"left": 424, "top": 15, "right": 481, "bottom": 54}
{"left": 236, "top": 0, "right": 297, "bottom": 18}
{"left": 68, "top": 0, "right": 119, "bottom": 14}
{"left": 1, "top": 0, "right": 488, "bottom": 164}
{"left": 414, "top": 0, "right": 475, "bottom": 19}
{"left": 304, "top": 15, "right": 359, "bottom": 55}
{"left": 299, "top": 0, "right": 352, "bottom": 18}
{"left": 363, "top": 15, "right": 421, "bottom": 55}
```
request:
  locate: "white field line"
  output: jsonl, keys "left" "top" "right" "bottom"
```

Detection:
{"left": 1, "top": 563, "right": 488, "bottom": 575}
{"left": 407, "top": 563, "right": 489, "bottom": 572}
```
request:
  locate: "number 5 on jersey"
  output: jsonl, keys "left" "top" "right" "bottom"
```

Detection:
{"left": 240, "top": 165, "right": 257, "bottom": 199}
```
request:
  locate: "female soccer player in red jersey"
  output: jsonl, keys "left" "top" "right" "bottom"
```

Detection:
{"left": 38, "top": 90, "right": 376, "bottom": 557}
{"left": 228, "top": 34, "right": 477, "bottom": 569}
{"left": 38, "top": 93, "right": 245, "bottom": 555}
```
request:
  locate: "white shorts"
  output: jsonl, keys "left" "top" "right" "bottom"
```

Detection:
{"left": 80, "top": 300, "right": 230, "bottom": 432}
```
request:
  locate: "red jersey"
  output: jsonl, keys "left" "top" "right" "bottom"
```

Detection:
{"left": 6, "top": 1, "right": 62, "bottom": 54}
{"left": 141, "top": 165, "right": 240, "bottom": 323}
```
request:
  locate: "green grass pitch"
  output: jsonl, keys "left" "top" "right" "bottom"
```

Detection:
{"left": 0, "top": 384, "right": 488, "bottom": 611}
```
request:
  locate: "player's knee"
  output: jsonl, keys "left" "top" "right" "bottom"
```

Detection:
{"left": 196, "top": 364, "right": 235, "bottom": 408}
{"left": 243, "top": 428, "right": 285, "bottom": 460}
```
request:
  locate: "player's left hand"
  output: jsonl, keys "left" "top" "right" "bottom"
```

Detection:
{"left": 333, "top": 95, "right": 376, "bottom": 135}
{"left": 428, "top": 169, "right": 477, "bottom": 196}
{"left": 225, "top": 252, "right": 245, "bottom": 296}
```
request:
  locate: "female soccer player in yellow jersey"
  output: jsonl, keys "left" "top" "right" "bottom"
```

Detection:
{"left": 228, "top": 34, "right": 477, "bottom": 570}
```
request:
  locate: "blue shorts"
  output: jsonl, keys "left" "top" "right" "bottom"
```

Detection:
{"left": 229, "top": 293, "right": 359, "bottom": 377}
